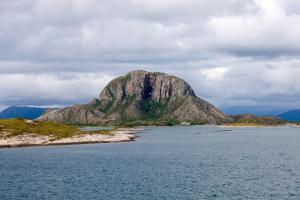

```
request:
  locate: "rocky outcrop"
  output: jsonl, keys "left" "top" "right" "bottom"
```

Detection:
{"left": 38, "top": 104, "right": 104, "bottom": 125}
{"left": 38, "top": 70, "right": 229, "bottom": 125}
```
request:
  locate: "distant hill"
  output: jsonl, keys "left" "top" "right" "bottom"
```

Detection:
{"left": 0, "top": 106, "right": 46, "bottom": 119}
{"left": 221, "top": 106, "right": 286, "bottom": 116}
{"left": 229, "top": 114, "right": 285, "bottom": 126}
{"left": 278, "top": 110, "right": 300, "bottom": 122}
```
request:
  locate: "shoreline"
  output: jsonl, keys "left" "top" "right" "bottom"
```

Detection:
{"left": 219, "top": 125, "right": 288, "bottom": 128}
{"left": 1, "top": 124, "right": 298, "bottom": 149}
{"left": 0, "top": 128, "right": 142, "bottom": 149}
{"left": 220, "top": 124, "right": 297, "bottom": 128}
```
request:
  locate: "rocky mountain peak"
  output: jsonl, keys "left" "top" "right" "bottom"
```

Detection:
{"left": 100, "top": 70, "right": 196, "bottom": 104}
{"left": 38, "top": 70, "right": 228, "bottom": 125}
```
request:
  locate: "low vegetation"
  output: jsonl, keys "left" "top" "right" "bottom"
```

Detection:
{"left": 228, "top": 114, "right": 286, "bottom": 126}
{"left": 0, "top": 118, "right": 111, "bottom": 140}
{"left": 140, "top": 99, "right": 168, "bottom": 119}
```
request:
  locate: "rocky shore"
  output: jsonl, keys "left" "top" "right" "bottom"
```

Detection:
{"left": 0, "top": 128, "right": 141, "bottom": 148}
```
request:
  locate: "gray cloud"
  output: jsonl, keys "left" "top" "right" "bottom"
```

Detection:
{"left": 0, "top": 0, "right": 300, "bottom": 112}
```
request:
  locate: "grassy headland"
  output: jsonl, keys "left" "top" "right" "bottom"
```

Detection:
{"left": 0, "top": 118, "right": 138, "bottom": 148}
{"left": 226, "top": 114, "right": 286, "bottom": 127}
{"left": 0, "top": 118, "right": 111, "bottom": 140}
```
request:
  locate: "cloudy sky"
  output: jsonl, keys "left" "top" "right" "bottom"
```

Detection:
{"left": 0, "top": 0, "right": 300, "bottom": 114}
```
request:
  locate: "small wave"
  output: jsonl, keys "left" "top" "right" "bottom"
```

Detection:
{"left": 213, "top": 129, "right": 232, "bottom": 132}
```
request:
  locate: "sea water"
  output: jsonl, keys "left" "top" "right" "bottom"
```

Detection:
{"left": 1, "top": 126, "right": 300, "bottom": 199}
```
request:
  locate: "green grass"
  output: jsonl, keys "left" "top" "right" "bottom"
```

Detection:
{"left": 0, "top": 119, "right": 111, "bottom": 140}
{"left": 228, "top": 116, "right": 286, "bottom": 126}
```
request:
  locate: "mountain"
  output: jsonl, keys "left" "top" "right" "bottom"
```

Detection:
{"left": 38, "top": 70, "right": 229, "bottom": 125}
{"left": 221, "top": 106, "right": 286, "bottom": 116}
{"left": 278, "top": 110, "right": 300, "bottom": 122}
{"left": 0, "top": 106, "right": 46, "bottom": 119}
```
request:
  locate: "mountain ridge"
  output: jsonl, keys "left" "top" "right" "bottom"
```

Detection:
{"left": 0, "top": 106, "right": 46, "bottom": 119}
{"left": 278, "top": 109, "right": 300, "bottom": 122}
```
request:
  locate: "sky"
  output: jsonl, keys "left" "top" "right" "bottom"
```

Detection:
{"left": 0, "top": 0, "right": 300, "bottom": 114}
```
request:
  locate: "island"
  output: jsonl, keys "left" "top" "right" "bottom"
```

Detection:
{"left": 0, "top": 118, "right": 139, "bottom": 148}
{"left": 224, "top": 114, "right": 286, "bottom": 127}
{"left": 0, "top": 70, "right": 288, "bottom": 148}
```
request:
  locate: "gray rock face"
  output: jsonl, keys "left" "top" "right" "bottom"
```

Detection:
{"left": 38, "top": 70, "right": 229, "bottom": 125}
{"left": 100, "top": 70, "right": 195, "bottom": 103}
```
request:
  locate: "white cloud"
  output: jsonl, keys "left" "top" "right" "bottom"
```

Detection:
{"left": 200, "top": 67, "right": 229, "bottom": 81}
{"left": 202, "top": 0, "right": 300, "bottom": 56}
{"left": 0, "top": 0, "right": 300, "bottom": 112}
{"left": 34, "top": 0, "right": 98, "bottom": 26}
{"left": 0, "top": 73, "right": 114, "bottom": 106}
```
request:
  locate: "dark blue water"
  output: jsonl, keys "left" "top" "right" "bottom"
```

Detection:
{"left": 1, "top": 126, "right": 300, "bottom": 200}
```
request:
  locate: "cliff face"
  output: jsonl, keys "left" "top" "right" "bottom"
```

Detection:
{"left": 38, "top": 70, "right": 229, "bottom": 125}
{"left": 100, "top": 70, "right": 195, "bottom": 103}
